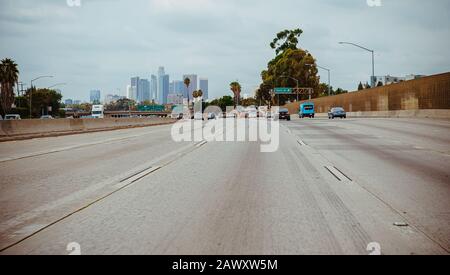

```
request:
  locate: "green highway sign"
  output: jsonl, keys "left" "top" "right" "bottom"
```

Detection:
{"left": 274, "top": 87, "right": 293, "bottom": 94}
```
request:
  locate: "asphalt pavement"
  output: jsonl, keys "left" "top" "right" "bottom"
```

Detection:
{"left": 0, "top": 118, "right": 449, "bottom": 255}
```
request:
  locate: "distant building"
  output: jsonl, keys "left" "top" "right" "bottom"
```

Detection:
{"left": 199, "top": 78, "right": 209, "bottom": 100}
{"left": 183, "top": 74, "right": 198, "bottom": 100}
{"left": 126, "top": 85, "right": 136, "bottom": 100}
{"left": 139, "top": 79, "right": 150, "bottom": 102}
{"left": 169, "top": 81, "right": 175, "bottom": 94}
{"left": 167, "top": 94, "right": 184, "bottom": 105}
{"left": 372, "top": 74, "right": 427, "bottom": 86}
{"left": 151, "top": 75, "right": 158, "bottom": 101}
{"left": 64, "top": 99, "right": 73, "bottom": 105}
{"left": 90, "top": 90, "right": 101, "bottom": 104}
{"left": 161, "top": 75, "right": 170, "bottom": 104}
{"left": 405, "top": 74, "right": 426, "bottom": 81}
{"left": 130, "top": 77, "right": 140, "bottom": 101}
{"left": 157, "top": 67, "right": 165, "bottom": 104}
{"left": 73, "top": 100, "right": 82, "bottom": 105}
{"left": 173, "top": 80, "right": 184, "bottom": 95}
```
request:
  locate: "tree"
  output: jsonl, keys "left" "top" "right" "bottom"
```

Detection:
{"left": 270, "top": 29, "right": 303, "bottom": 55}
{"left": 260, "top": 48, "right": 319, "bottom": 105}
{"left": 184, "top": 77, "right": 191, "bottom": 106}
{"left": 230, "top": 81, "right": 242, "bottom": 107}
{"left": 105, "top": 98, "right": 136, "bottom": 111}
{"left": 192, "top": 89, "right": 203, "bottom": 100}
{"left": 24, "top": 88, "right": 62, "bottom": 117}
{"left": 364, "top": 82, "right": 371, "bottom": 89}
{"left": 0, "top": 58, "right": 19, "bottom": 116}
{"left": 260, "top": 28, "right": 323, "bottom": 106}
{"left": 241, "top": 97, "right": 258, "bottom": 107}
{"left": 209, "top": 96, "right": 234, "bottom": 112}
{"left": 358, "top": 82, "right": 364, "bottom": 91}
{"left": 377, "top": 81, "right": 384, "bottom": 87}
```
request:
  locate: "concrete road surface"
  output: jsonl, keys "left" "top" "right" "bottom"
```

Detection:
{"left": 0, "top": 118, "right": 449, "bottom": 255}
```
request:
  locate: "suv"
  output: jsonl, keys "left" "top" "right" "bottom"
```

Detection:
{"left": 328, "top": 107, "right": 347, "bottom": 119}
{"left": 278, "top": 108, "right": 291, "bottom": 121}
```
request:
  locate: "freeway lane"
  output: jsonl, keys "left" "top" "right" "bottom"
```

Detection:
{"left": 0, "top": 118, "right": 449, "bottom": 254}
{"left": 0, "top": 124, "right": 196, "bottom": 250}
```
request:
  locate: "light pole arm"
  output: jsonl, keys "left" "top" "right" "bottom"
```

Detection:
{"left": 339, "top": 42, "right": 373, "bottom": 53}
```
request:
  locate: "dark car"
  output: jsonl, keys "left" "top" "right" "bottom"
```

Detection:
{"left": 328, "top": 107, "right": 347, "bottom": 119}
{"left": 278, "top": 108, "right": 291, "bottom": 121}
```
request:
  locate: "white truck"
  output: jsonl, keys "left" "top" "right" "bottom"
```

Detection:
{"left": 91, "top": 105, "right": 105, "bottom": 119}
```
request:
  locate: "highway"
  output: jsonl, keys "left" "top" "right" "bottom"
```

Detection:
{"left": 0, "top": 118, "right": 449, "bottom": 255}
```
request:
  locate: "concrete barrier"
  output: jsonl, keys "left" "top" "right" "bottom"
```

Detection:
{"left": 0, "top": 117, "right": 175, "bottom": 139}
{"left": 290, "top": 109, "right": 450, "bottom": 119}
{"left": 285, "top": 72, "right": 450, "bottom": 119}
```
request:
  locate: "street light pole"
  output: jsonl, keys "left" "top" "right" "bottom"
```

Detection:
{"left": 30, "top": 76, "right": 53, "bottom": 119}
{"left": 339, "top": 42, "right": 375, "bottom": 87}
{"left": 48, "top": 83, "right": 67, "bottom": 89}
{"left": 316, "top": 65, "right": 331, "bottom": 96}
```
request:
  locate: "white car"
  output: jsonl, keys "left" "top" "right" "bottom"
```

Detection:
{"left": 247, "top": 110, "right": 258, "bottom": 118}
{"left": 226, "top": 112, "right": 236, "bottom": 119}
{"left": 4, "top": 114, "right": 21, "bottom": 120}
{"left": 194, "top": 113, "right": 204, "bottom": 120}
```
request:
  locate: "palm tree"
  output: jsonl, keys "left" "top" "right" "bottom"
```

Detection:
{"left": 230, "top": 81, "right": 241, "bottom": 108}
{"left": 0, "top": 58, "right": 19, "bottom": 116}
{"left": 184, "top": 77, "right": 191, "bottom": 107}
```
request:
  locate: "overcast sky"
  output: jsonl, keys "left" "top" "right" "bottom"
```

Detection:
{"left": 1, "top": 0, "right": 449, "bottom": 101}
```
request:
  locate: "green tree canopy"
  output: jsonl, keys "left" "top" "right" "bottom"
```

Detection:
{"left": 105, "top": 98, "right": 136, "bottom": 111}
{"left": 24, "top": 88, "right": 62, "bottom": 118}
{"left": 270, "top": 29, "right": 303, "bottom": 55}
{"left": 0, "top": 58, "right": 19, "bottom": 116}
{"left": 208, "top": 96, "right": 234, "bottom": 111}
{"left": 260, "top": 47, "right": 320, "bottom": 105}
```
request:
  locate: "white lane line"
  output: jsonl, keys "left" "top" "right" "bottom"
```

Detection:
{"left": 297, "top": 139, "right": 307, "bottom": 146}
{"left": 114, "top": 166, "right": 161, "bottom": 189}
{"left": 325, "top": 166, "right": 353, "bottom": 182}
{"left": 196, "top": 140, "right": 208, "bottom": 148}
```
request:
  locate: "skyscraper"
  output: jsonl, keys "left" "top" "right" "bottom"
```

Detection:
{"left": 173, "top": 80, "right": 184, "bottom": 95}
{"left": 157, "top": 67, "right": 165, "bottom": 103}
{"left": 199, "top": 78, "right": 209, "bottom": 100}
{"left": 150, "top": 75, "right": 157, "bottom": 101}
{"left": 169, "top": 81, "right": 175, "bottom": 94}
{"left": 130, "top": 77, "right": 140, "bottom": 101}
{"left": 90, "top": 90, "right": 101, "bottom": 104}
{"left": 161, "top": 74, "right": 170, "bottom": 104}
{"left": 158, "top": 67, "right": 170, "bottom": 104}
{"left": 183, "top": 74, "right": 197, "bottom": 100}
{"left": 139, "top": 79, "right": 150, "bottom": 102}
